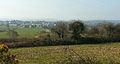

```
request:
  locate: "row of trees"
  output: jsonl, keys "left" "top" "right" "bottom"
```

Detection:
{"left": 86, "top": 22, "right": 120, "bottom": 38}
{"left": 51, "top": 20, "right": 120, "bottom": 40}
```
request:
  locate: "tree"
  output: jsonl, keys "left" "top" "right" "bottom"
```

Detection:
{"left": 114, "top": 23, "right": 120, "bottom": 34}
{"left": 112, "top": 23, "right": 120, "bottom": 37}
{"left": 87, "top": 26, "right": 99, "bottom": 35}
{"left": 69, "top": 20, "right": 85, "bottom": 40}
{"left": 6, "top": 21, "right": 19, "bottom": 39}
{"left": 51, "top": 21, "right": 68, "bottom": 39}
{"left": 97, "top": 22, "right": 114, "bottom": 38}
{"left": 7, "top": 30, "right": 19, "bottom": 39}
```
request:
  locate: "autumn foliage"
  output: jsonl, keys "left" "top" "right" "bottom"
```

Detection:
{"left": 0, "top": 43, "right": 18, "bottom": 64}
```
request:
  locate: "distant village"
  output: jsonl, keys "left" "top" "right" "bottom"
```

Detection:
{"left": 0, "top": 20, "right": 57, "bottom": 28}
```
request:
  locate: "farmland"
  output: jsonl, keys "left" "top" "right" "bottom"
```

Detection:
{"left": 0, "top": 25, "right": 45, "bottom": 39}
{"left": 0, "top": 21, "right": 120, "bottom": 64}
{"left": 0, "top": 0, "right": 120, "bottom": 64}
{"left": 10, "top": 43, "right": 120, "bottom": 64}
{"left": 16, "top": 28, "right": 44, "bottom": 38}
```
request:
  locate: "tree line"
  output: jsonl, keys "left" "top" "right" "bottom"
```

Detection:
{"left": 50, "top": 20, "right": 120, "bottom": 40}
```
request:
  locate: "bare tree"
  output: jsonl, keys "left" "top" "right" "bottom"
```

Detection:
{"left": 51, "top": 21, "right": 68, "bottom": 39}
{"left": 6, "top": 22, "right": 19, "bottom": 39}
{"left": 87, "top": 26, "right": 99, "bottom": 36}
{"left": 114, "top": 23, "right": 120, "bottom": 34}
{"left": 7, "top": 30, "right": 19, "bottom": 39}
{"left": 97, "top": 22, "right": 114, "bottom": 38}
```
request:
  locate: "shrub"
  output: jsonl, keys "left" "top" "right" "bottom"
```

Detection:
{"left": 0, "top": 43, "right": 18, "bottom": 64}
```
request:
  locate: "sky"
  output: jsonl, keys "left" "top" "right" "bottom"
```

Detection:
{"left": 0, "top": 0, "right": 120, "bottom": 20}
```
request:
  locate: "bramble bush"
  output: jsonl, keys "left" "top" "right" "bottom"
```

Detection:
{"left": 0, "top": 43, "right": 18, "bottom": 64}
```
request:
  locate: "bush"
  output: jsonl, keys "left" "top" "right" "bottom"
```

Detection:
{"left": 0, "top": 44, "right": 18, "bottom": 64}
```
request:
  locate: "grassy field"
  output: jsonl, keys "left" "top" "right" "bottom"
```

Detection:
{"left": 10, "top": 43, "right": 120, "bottom": 64}
{"left": 0, "top": 26, "right": 45, "bottom": 39}
{"left": 0, "top": 32, "right": 9, "bottom": 39}
{"left": 16, "top": 28, "right": 43, "bottom": 38}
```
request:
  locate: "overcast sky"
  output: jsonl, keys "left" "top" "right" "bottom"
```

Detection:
{"left": 0, "top": 0, "right": 120, "bottom": 20}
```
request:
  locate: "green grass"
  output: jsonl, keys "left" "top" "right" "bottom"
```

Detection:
{"left": 16, "top": 28, "right": 42, "bottom": 38}
{"left": 0, "top": 32, "right": 9, "bottom": 39}
{"left": 0, "top": 27, "right": 45, "bottom": 39}
{"left": 10, "top": 43, "right": 120, "bottom": 64}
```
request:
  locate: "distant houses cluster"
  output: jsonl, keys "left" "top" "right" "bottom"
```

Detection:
{"left": 0, "top": 20, "right": 56, "bottom": 28}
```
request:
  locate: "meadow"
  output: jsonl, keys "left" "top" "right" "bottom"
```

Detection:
{"left": 0, "top": 25, "right": 45, "bottom": 39}
{"left": 10, "top": 43, "right": 120, "bottom": 64}
{"left": 16, "top": 28, "right": 43, "bottom": 38}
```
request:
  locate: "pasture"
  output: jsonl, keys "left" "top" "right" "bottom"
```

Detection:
{"left": 10, "top": 43, "right": 120, "bottom": 64}
{"left": 0, "top": 25, "right": 45, "bottom": 39}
